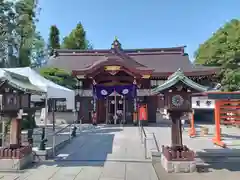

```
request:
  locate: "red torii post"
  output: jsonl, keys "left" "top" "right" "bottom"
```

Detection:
{"left": 189, "top": 109, "right": 196, "bottom": 137}
{"left": 213, "top": 100, "right": 225, "bottom": 147}
{"left": 192, "top": 92, "right": 240, "bottom": 148}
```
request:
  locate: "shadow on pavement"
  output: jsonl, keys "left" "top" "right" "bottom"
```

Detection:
{"left": 147, "top": 123, "right": 171, "bottom": 127}
{"left": 32, "top": 159, "right": 106, "bottom": 168}
{"left": 30, "top": 126, "right": 124, "bottom": 169}
{"left": 221, "top": 133, "right": 240, "bottom": 140}
{"left": 197, "top": 148, "right": 240, "bottom": 172}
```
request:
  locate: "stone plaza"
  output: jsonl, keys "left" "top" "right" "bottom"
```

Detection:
{"left": 0, "top": 124, "right": 239, "bottom": 180}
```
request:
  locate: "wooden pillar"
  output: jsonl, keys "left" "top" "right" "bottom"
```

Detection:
{"left": 9, "top": 118, "right": 21, "bottom": 148}
{"left": 133, "top": 79, "right": 138, "bottom": 125}
{"left": 169, "top": 111, "right": 183, "bottom": 147}
{"left": 213, "top": 100, "right": 226, "bottom": 147}
{"left": 189, "top": 110, "right": 196, "bottom": 137}
{"left": 92, "top": 79, "right": 97, "bottom": 125}
{"left": 123, "top": 96, "right": 126, "bottom": 123}
{"left": 105, "top": 98, "right": 108, "bottom": 124}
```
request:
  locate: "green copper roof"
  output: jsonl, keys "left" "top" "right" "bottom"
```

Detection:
{"left": 1, "top": 71, "right": 45, "bottom": 95}
{"left": 151, "top": 69, "right": 209, "bottom": 95}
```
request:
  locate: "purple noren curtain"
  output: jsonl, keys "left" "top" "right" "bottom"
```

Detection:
{"left": 93, "top": 85, "right": 137, "bottom": 99}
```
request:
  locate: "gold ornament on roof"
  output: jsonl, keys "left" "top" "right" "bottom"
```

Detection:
{"left": 104, "top": 66, "right": 121, "bottom": 71}
{"left": 142, "top": 75, "right": 151, "bottom": 79}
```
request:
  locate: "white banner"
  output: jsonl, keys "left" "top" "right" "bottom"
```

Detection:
{"left": 192, "top": 96, "right": 215, "bottom": 109}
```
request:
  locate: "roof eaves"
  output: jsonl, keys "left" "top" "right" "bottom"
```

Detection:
{"left": 151, "top": 70, "right": 209, "bottom": 95}
{"left": 183, "top": 78, "right": 208, "bottom": 92}
{"left": 1, "top": 72, "right": 45, "bottom": 95}
{"left": 151, "top": 76, "right": 179, "bottom": 94}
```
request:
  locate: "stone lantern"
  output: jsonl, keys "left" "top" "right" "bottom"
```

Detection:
{"left": 1, "top": 84, "right": 31, "bottom": 148}
{"left": 0, "top": 78, "right": 44, "bottom": 171}
{"left": 151, "top": 69, "right": 208, "bottom": 173}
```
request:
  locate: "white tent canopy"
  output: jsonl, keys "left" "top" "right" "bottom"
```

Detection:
{"left": 0, "top": 67, "right": 75, "bottom": 110}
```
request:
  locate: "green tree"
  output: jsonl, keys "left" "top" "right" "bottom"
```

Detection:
{"left": 194, "top": 19, "right": 240, "bottom": 91}
{"left": 0, "top": 0, "right": 45, "bottom": 68}
{"left": 31, "top": 32, "right": 47, "bottom": 67}
{"left": 62, "top": 22, "right": 90, "bottom": 49}
{"left": 15, "top": 0, "right": 35, "bottom": 67}
{"left": 39, "top": 67, "right": 77, "bottom": 89}
{"left": 0, "top": 0, "right": 16, "bottom": 67}
{"left": 14, "top": 0, "right": 40, "bottom": 67}
{"left": 48, "top": 25, "right": 60, "bottom": 56}
{"left": 44, "top": 23, "right": 91, "bottom": 87}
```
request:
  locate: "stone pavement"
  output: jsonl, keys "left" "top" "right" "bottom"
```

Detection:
{"left": 144, "top": 123, "right": 240, "bottom": 154}
{"left": 144, "top": 123, "right": 240, "bottom": 180}
{"left": 55, "top": 125, "right": 147, "bottom": 161}
{"left": 152, "top": 159, "right": 240, "bottom": 180}
{"left": 0, "top": 125, "right": 158, "bottom": 180}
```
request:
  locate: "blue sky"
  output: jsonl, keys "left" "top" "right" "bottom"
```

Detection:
{"left": 37, "top": 0, "right": 240, "bottom": 60}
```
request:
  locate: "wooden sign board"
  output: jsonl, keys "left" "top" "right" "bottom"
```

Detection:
{"left": 192, "top": 96, "right": 215, "bottom": 109}
{"left": 104, "top": 66, "right": 121, "bottom": 71}
{"left": 142, "top": 75, "right": 151, "bottom": 79}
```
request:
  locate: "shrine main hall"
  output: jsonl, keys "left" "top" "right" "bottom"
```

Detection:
{"left": 47, "top": 38, "right": 219, "bottom": 124}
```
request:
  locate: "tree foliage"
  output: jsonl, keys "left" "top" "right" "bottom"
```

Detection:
{"left": 31, "top": 31, "right": 47, "bottom": 67}
{"left": 0, "top": 0, "right": 15, "bottom": 67}
{"left": 0, "top": 0, "right": 46, "bottom": 68}
{"left": 194, "top": 19, "right": 240, "bottom": 91}
{"left": 48, "top": 25, "right": 60, "bottom": 56}
{"left": 62, "top": 22, "right": 90, "bottom": 50}
{"left": 39, "top": 67, "right": 77, "bottom": 89}
{"left": 15, "top": 0, "right": 39, "bottom": 67}
{"left": 44, "top": 22, "right": 92, "bottom": 87}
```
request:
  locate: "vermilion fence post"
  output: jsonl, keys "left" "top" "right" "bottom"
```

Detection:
{"left": 213, "top": 100, "right": 226, "bottom": 147}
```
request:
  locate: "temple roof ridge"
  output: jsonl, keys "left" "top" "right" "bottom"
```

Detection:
{"left": 151, "top": 69, "right": 209, "bottom": 94}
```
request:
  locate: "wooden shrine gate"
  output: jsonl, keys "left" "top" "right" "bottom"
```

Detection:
{"left": 191, "top": 92, "right": 240, "bottom": 148}
{"left": 217, "top": 100, "right": 240, "bottom": 125}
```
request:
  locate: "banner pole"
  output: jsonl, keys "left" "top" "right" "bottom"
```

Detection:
{"left": 114, "top": 89, "right": 117, "bottom": 124}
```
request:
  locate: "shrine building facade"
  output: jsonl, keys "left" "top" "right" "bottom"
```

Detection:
{"left": 47, "top": 38, "right": 219, "bottom": 124}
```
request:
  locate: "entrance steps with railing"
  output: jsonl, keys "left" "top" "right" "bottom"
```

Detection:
{"left": 139, "top": 125, "right": 160, "bottom": 159}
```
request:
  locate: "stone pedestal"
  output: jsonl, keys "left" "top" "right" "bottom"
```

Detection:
{"left": 161, "top": 154, "right": 196, "bottom": 173}
{"left": 0, "top": 146, "right": 33, "bottom": 171}
{"left": 161, "top": 145, "right": 196, "bottom": 173}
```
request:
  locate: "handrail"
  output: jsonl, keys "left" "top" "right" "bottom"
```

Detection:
{"left": 52, "top": 124, "right": 71, "bottom": 157}
{"left": 152, "top": 133, "right": 160, "bottom": 152}
{"left": 52, "top": 116, "right": 84, "bottom": 157}
{"left": 53, "top": 124, "right": 71, "bottom": 136}
{"left": 53, "top": 115, "right": 84, "bottom": 135}
{"left": 140, "top": 124, "right": 148, "bottom": 159}
{"left": 141, "top": 124, "right": 146, "bottom": 137}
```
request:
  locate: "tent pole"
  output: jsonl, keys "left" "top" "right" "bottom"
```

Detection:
{"left": 114, "top": 89, "right": 117, "bottom": 124}
{"left": 52, "top": 99, "right": 55, "bottom": 132}
{"left": 123, "top": 96, "right": 126, "bottom": 124}
{"left": 106, "top": 97, "right": 108, "bottom": 124}
{"left": 44, "top": 94, "right": 48, "bottom": 137}
{"left": 1, "top": 118, "right": 5, "bottom": 146}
